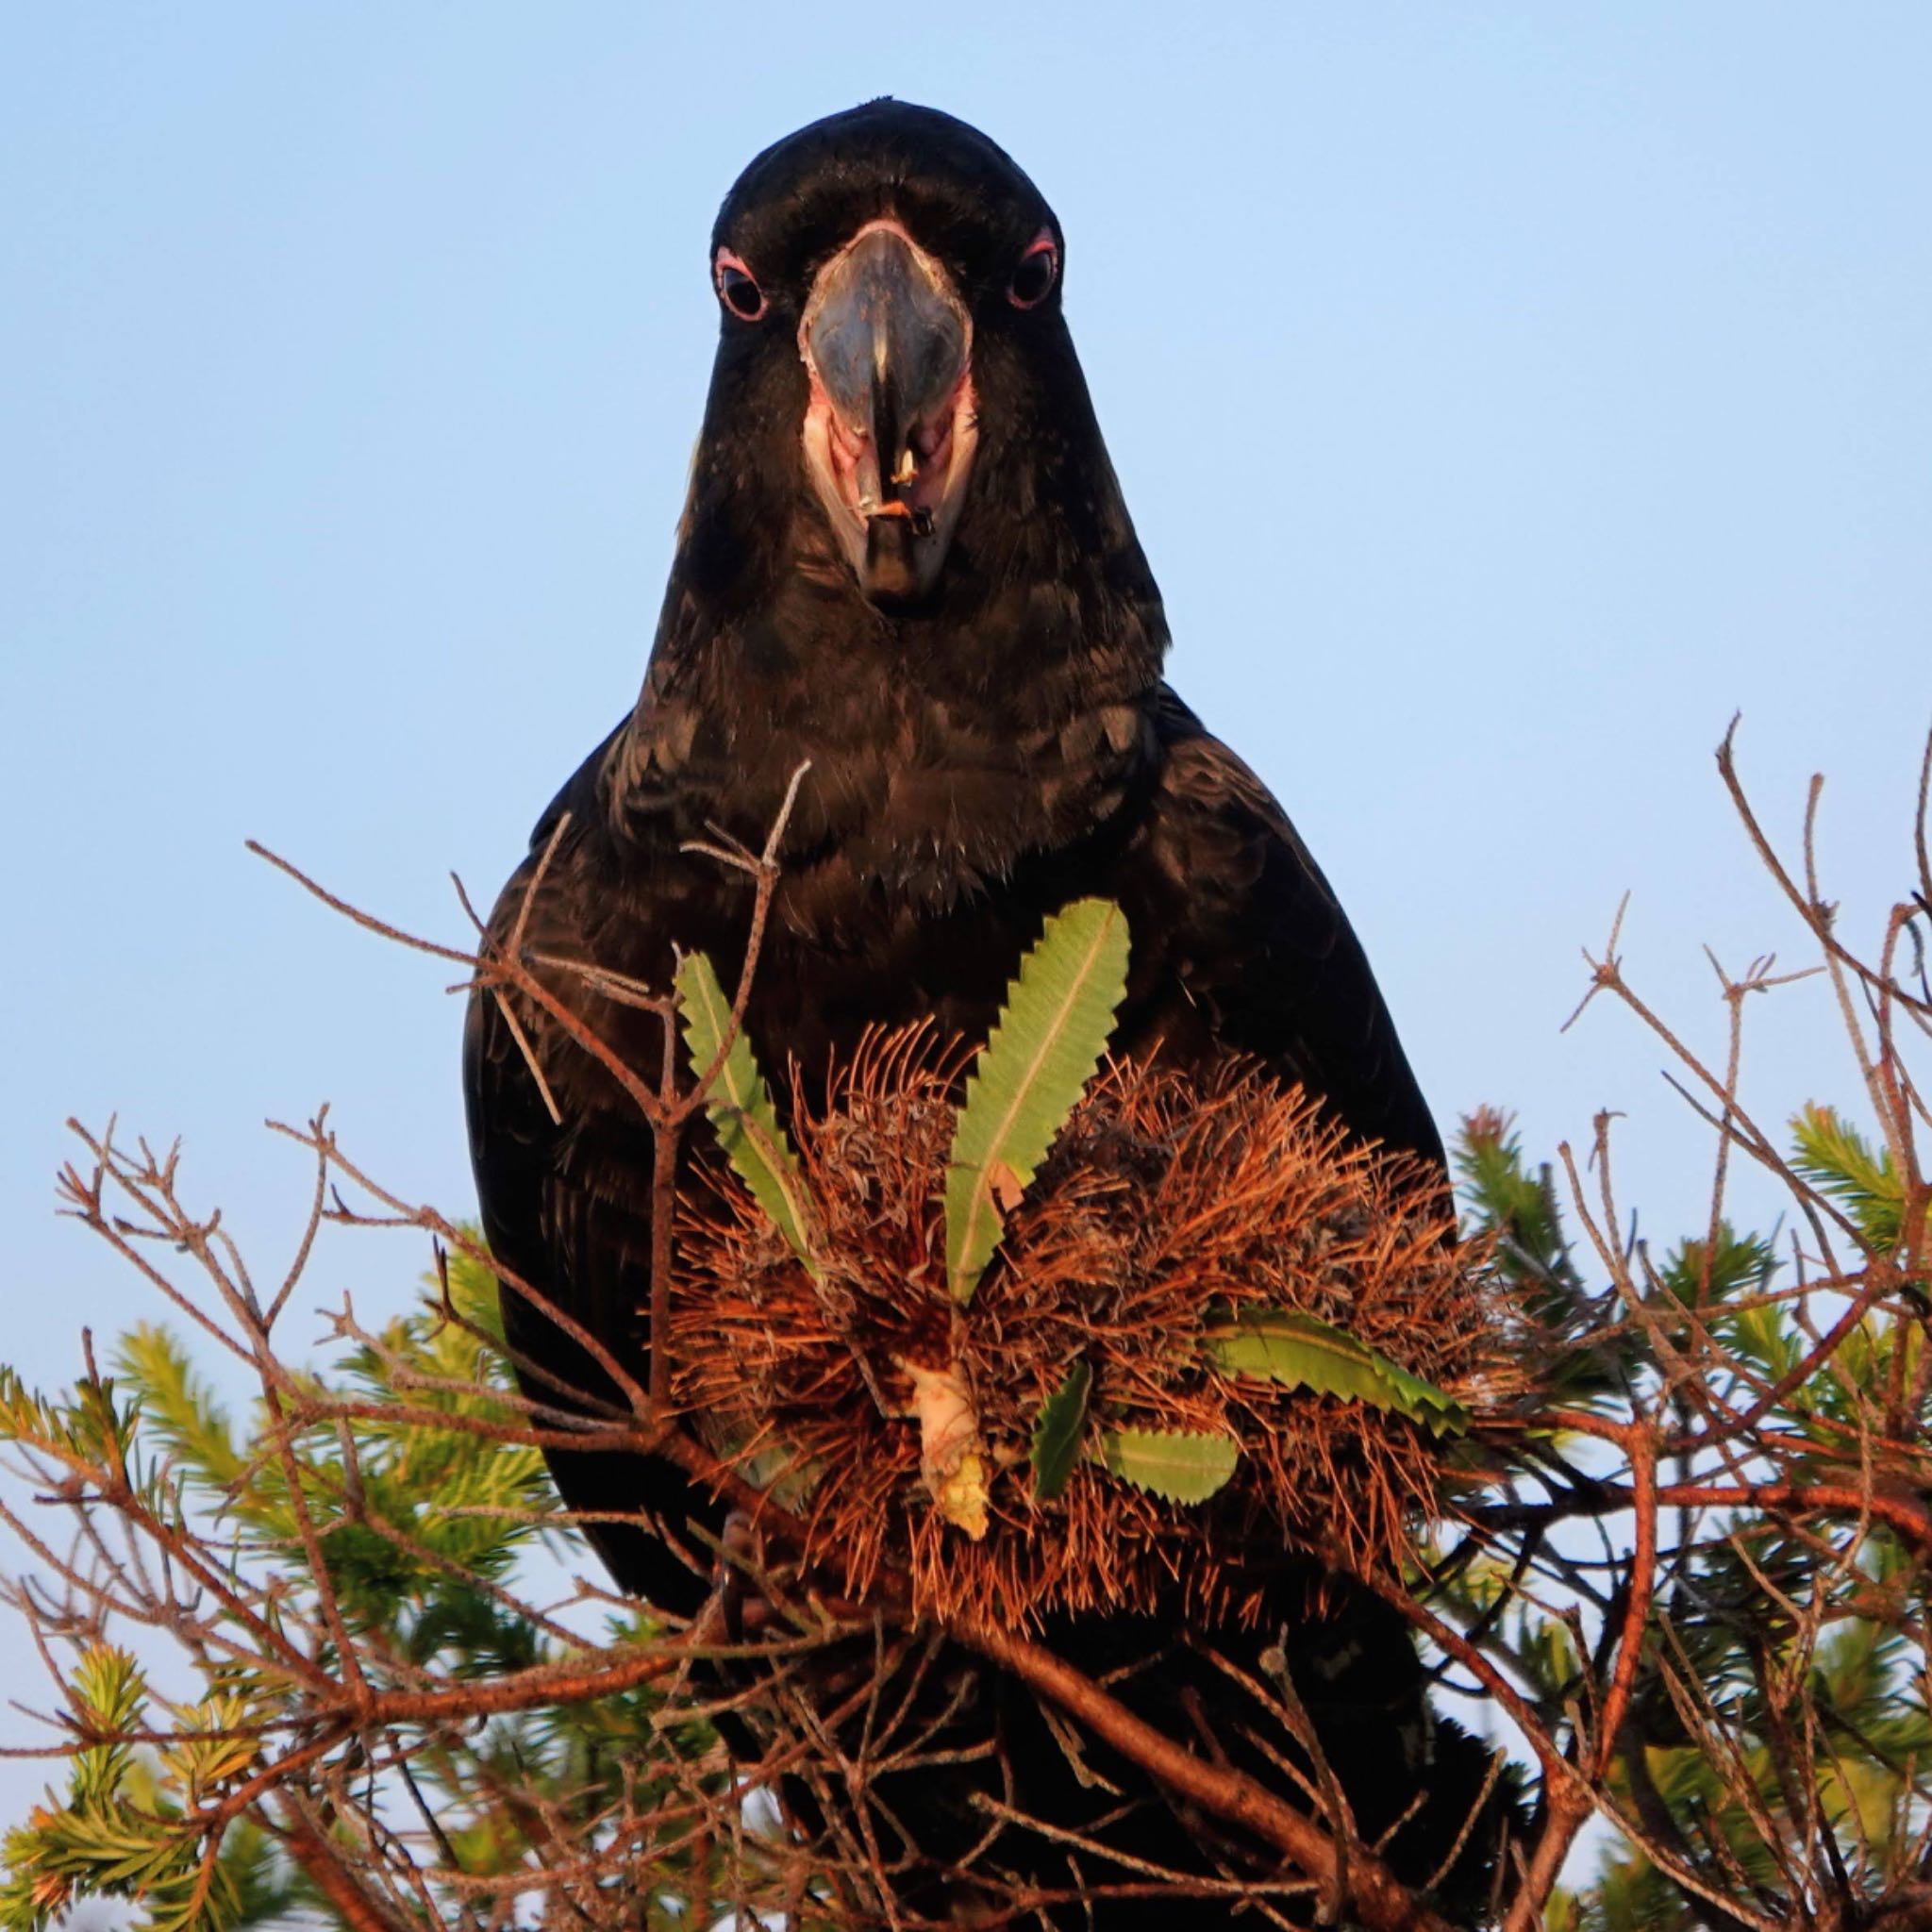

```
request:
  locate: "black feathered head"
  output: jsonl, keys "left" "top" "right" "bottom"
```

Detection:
{"left": 675, "top": 100, "right": 1164, "bottom": 690}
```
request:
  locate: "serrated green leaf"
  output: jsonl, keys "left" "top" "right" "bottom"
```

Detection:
{"left": 944, "top": 899, "right": 1130, "bottom": 1303}
{"left": 1095, "top": 1427, "right": 1238, "bottom": 1504}
{"left": 1205, "top": 1308, "right": 1469, "bottom": 1436}
{"left": 1028, "top": 1361, "right": 1092, "bottom": 1501}
{"left": 675, "top": 949, "right": 819, "bottom": 1275}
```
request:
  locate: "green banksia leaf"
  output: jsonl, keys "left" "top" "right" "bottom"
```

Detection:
{"left": 1028, "top": 1361, "right": 1092, "bottom": 1501}
{"left": 945, "top": 899, "right": 1131, "bottom": 1304}
{"left": 675, "top": 950, "right": 819, "bottom": 1274}
{"left": 1095, "top": 1428, "right": 1238, "bottom": 1504}
{"left": 1205, "top": 1308, "right": 1469, "bottom": 1435}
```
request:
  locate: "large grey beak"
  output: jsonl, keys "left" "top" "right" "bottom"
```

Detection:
{"left": 800, "top": 224, "right": 975, "bottom": 603}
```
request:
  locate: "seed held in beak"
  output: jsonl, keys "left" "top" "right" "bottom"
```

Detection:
{"left": 799, "top": 220, "right": 979, "bottom": 604}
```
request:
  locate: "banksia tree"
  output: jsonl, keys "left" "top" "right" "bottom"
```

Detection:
{"left": 3, "top": 722, "right": 1929, "bottom": 1929}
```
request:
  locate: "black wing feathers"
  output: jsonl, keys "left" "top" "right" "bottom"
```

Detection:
{"left": 462, "top": 745, "right": 725, "bottom": 1612}
{"left": 1127, "top": 691, "right": 1443, "bottom": 1167}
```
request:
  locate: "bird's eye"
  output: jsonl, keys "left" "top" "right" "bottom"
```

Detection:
{"left": 1008, "top": 230, "right": 1058, "bottom": 309}
{"left": 714, "top": 248, "right": 766, "bottom": 322}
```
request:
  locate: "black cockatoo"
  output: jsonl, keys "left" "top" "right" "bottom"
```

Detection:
{"left": 466, "top": 100, "right": 1501, "bottom": 1925}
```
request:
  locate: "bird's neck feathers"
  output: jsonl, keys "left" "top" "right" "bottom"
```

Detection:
{"left": 602, "top": 437, "right": 1170, "bottom": 891}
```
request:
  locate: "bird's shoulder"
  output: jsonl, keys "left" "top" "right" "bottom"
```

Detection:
{"left": 461, "top": 721, "right": 716, "bottom": 1198}
{"left": 1124, "top": 685, "right": 1347, "bottom": 958}
{"left": 1114, "top": 687, "right": 1442, "bottom": 1166}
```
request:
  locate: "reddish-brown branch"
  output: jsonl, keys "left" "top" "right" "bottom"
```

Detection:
{"left": 1593, "top": 1425, "right": 1657, "bottom": 1776}
{"left": 275, "top": 1803, "right": 410, "bottom": 1932}
{"left": 1656, "top": 1478, "right": 1931, "bottom": 1550}
{"left": 1463, "top": 1453, "right": 1932, "bottom": 1558}
{"left": 954, "top": 1614, "right": 1455, "bottom": 1932}
{"left": 1668, "top": 1260, "right": 1899, "bottom": 1455}
{"left": 1716, "top": 720, "right": 1932, "bottom": 1018}
{"left": 345, "top": 1640, "right": 687, "bottom": 1724}
{"left": 649, "top": 1084, "right": 682, "bottom": 1413}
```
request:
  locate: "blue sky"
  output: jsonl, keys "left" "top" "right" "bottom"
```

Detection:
{"left": 3, "top": 0, "right": 1929, "bottom": 1808}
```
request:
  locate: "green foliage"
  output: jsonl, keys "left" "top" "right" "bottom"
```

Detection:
{"left": 0, "top": 1646, "right": 280, "bottom": 1932}
{"left": 1028, "top": 1360, "right": 1091, "bottom": 1501}
{"left": 1095, "top": 1428, "right": 1239, "bottom": 1504}
{"left": 1204, "top": 1307, "right": 1469, "bottom": 1434}
{"left": 0, "top": 1244, "right": 727, "bottom": 1931}
{"left": 1644, "top": 1223, "right": 1783, "bottom": 1410}
{"left": 1652, "top": 1224, "right": 1779, "bottom": 1314}
{"left": 1457, "top": 1106, "right": 1932, "bottom": 1932}
{"left": 1790, "top": 1101, "right": 1924, "bottom": 1253}
{"left": 1456, "top": 1108, "right": 1640, "bottom": 1406}
{"left": 93, "top": 1257, "right": 556, "bottom": 1647}
{"left": 944, "top": 898, "right": 1131, "bottom": 1303}
{"left": 0, "top": 1363, "right": 141, "bottom": 1483}
{"left": 675, "top": 947, "right": 820, "bottom": 1273}
{"left": 1456, "top": 1107, "right": 1585, "bottom": 1310}
{"left": 1567, "top": 1575, "right": 1932, "bottom": 1932}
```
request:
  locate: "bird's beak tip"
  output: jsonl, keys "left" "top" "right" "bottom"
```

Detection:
{"left": 799, "top": 222, "right": 979, "bottom": 605}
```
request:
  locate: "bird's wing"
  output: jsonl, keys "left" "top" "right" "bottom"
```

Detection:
{"left": 461, "top": 733, "right": 724, "bottom": 1612}
{"left": 1123, "top": 687, "right": 1445, "bottom": 1170}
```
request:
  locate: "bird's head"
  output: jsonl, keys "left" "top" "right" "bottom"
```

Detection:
{"left": 684, "top": 101, "right": 1145, "bottom": 625}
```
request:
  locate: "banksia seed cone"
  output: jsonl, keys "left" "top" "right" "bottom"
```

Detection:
{"left": 672, "top": 1025, "right": 1516, "bottom": 1627}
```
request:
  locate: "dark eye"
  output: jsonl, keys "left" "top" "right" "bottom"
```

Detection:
{"left": 1008, "top": 230, "right": 1058, "bottom": 309}
{"left": 714, "top": 247, "right": 766, "bottom": 322}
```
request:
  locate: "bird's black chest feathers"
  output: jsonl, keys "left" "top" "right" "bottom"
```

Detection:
{"left": 562, "top": 590, "right": 1169, "bottom": 1089}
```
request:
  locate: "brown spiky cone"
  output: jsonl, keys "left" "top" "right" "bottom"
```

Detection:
{"left": 674, "top": 1027, "right": 1521, "bottom": 1627}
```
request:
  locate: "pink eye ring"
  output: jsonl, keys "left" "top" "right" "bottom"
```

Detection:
{"left": 714, "top": 247, "right": 766, "bottom": 322}
{"left": 1008, "top": 229, "right": 1058, "bottom": 309}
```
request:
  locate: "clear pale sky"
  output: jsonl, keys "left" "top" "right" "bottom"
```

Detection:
{"left": 3, "top": 0, "right": 1929, "bottom": 1814}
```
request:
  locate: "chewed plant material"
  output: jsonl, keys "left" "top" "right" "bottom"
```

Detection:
{"left": 670, "top": 1006, "right": 1520, "bottom": 1628}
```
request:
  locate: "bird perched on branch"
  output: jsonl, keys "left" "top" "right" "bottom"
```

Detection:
{"left": 467, "top": 100, "right": 1502, "bottom": 1925}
